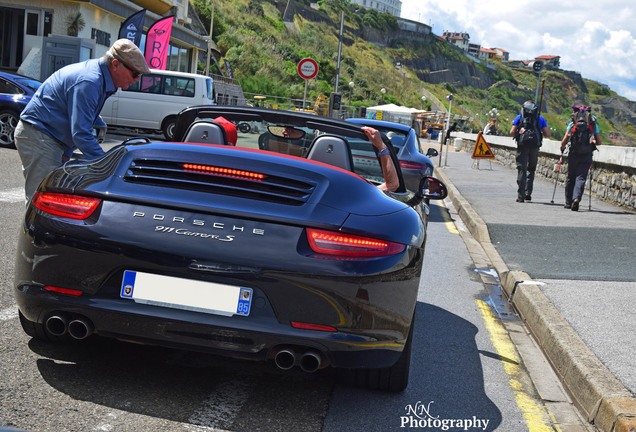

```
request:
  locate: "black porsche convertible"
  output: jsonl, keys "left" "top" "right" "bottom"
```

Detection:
{"left": 14, "top": 105, "right": 447, "bottom": 392}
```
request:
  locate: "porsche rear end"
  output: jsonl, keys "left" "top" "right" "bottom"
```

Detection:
{"left": 14, "top": 143, "right": 425, "bottom": 373}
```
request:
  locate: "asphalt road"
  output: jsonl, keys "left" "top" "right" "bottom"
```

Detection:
{"left": 0, "top": 138, "right": 591, "bottom": 431}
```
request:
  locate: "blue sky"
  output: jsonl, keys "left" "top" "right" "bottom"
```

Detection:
{"left": 401, "top": 0, "right": 636, "bottom": 101}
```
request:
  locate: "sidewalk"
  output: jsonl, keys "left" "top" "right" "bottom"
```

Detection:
{"left": 431, "top": 145, "right": 636, "bottom": 432}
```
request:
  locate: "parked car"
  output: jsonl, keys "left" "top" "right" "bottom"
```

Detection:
{"left": 100, "top": 69, "right": 215, "bottom": 140}
{"left": 0, "top": 71, "right": 42, "bottom": 148}
{"left": 346, "top": 118, "right": 438, "bottom": 193}
{"left": 14, "top": 105, "right": 447, "bottom": 392}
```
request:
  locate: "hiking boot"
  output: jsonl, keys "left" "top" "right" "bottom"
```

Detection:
{"left": 571, "top": 198, "right": 580, "bottom": 211}
{"left": 564, "top": 203, "right": 572, "bottom": 209}
{"left": 516, "top": 196, "right": 524, "bottom": 203}
{"left": 525, "top": 195, "right": 532, "bottom": 201}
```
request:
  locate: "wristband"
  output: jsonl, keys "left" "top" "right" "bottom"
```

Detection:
{"left": 378, "top": 147, "right": 391, "bottom": 156}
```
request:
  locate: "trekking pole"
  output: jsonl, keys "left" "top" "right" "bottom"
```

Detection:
{"left": 550, "top": 151, "right": 564, "bottom": 204}
{"left": 588, "top": 160, "right": 593, "bottom": 211}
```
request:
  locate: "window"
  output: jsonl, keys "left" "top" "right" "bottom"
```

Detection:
{"left": 124, "top": 74, "right": 195, "bottom": 97}
{"left": 26, "top": 12, "right": 39, "bottom": 36}
{"left": 0, "top": 78, "right": 21, "bottom": 95}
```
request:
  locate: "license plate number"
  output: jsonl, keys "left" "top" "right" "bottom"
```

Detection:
{"left": 120, "top": 270, "right": 252, "bottom": 317}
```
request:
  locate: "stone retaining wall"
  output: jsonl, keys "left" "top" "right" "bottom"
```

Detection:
{"left": 459, "top": 139, "right": 636, "bottom": 211}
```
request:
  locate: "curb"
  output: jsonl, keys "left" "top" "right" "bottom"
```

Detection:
{"left": 435, "top": 166, "right": 636, "bottom": 432}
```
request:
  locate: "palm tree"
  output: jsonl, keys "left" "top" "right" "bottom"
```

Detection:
{"left": 66, "top": 12, "right": 85, "bottom": 37}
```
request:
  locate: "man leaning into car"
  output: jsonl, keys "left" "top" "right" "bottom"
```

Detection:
{"left": 14, "top": 39, "right": 150, "bottom": 203}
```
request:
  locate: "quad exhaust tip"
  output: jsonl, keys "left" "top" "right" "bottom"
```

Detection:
{"left": 45, "top": 313, "right": 94, "bottom": 339}
{"left": 68, "top": 318, "right": 93, "bottom": 340}
{"left": 273, "top": 348, "right": 323, "bottom": 373}
{"left": 45, "top": 315, "right": 68, "bottom": 336}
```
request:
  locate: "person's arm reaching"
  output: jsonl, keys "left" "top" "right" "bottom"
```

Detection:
{"left": 361, "top": 126, "right": 399, "bottom": 192}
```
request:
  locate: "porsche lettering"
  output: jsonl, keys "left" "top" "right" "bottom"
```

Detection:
{"left": 133, "top": 212, "right": 265, "bottom": 235}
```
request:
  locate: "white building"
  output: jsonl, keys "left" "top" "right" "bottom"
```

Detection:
{"left": 0, "top": 0, "right": 210, "bottom": 82}
{"left": 348, "top": 0, "right": 402, "bottom": 17}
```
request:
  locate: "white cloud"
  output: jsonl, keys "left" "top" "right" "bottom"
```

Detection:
{"left": 400, "top": 0, "right": 636, "bottom": 101}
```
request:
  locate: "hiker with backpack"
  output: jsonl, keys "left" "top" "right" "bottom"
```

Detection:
{"left": 510, "top": 101, "right": 551, "bottom": 202}
{"left": 560, "top": 105, "right": 601, "bottom": 211}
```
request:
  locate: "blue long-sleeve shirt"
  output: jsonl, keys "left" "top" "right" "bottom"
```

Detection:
{"left": 21, "top": 58, "right": 116, "bottom": 158}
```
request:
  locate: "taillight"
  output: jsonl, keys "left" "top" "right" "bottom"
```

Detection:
{"left": 32, "top": 192, "right": 101, "bottom": 220}
{"left": 399, "top": 160, "right": 427, "bottom": 170}
{"left": 306, "top": 228, "right": 405, "bottom": 257}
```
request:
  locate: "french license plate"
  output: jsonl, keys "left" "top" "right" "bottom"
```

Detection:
{"left": 120, "top": 270, "right": 252, "bottom": 317}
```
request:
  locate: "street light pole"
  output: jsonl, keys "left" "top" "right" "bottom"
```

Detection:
{"left": 440, "top": 93, "right": 453, "bottom": 167}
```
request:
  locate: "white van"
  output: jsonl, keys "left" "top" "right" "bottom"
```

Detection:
{"left": 100, "top": 69, "right": 215, "bottom": 140}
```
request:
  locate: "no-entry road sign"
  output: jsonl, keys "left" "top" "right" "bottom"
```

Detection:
{"left": 297, "top": 58, "right": 319, "bottom": 80}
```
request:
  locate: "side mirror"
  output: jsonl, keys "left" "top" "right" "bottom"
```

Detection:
{"left": 425, "top": 148, "right": 438, "bottom": 157}
{"left": 418, "top": 176, "right": 448, "bottom": 200}
{"left": 405, "top": 176, "right": 448, "bottom": 207}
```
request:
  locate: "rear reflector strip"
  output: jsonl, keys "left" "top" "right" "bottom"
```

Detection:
{"left": 290, "top": 321, "right": 337, "bottom": 332}
{"left": 43, "top": 286, "right": 83, "bottom": 297}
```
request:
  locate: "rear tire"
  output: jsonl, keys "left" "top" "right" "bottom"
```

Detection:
{"left": 338, "top": 313, "right": 414, "bottom": 392}
{"left": 162, "top": 116, "right": 177, "bottom": 140}
{"left": 238, "top": 122, "right": 251, "bottom": 133}
{"left": 18, "top": 310, "right": 47, "bottom": 340}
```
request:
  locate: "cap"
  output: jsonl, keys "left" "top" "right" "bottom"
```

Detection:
{"left": 108, "top": 39, "right": 150, "bottom": 75}
{"left": 214, "top": 116, "right": 238, "bottom": 145}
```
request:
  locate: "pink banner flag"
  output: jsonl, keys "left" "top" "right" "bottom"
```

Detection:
{"left": 144, "top": 15, "right": 174, "bottom": 70}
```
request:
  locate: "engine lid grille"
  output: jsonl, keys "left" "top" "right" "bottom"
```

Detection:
{"left": 124, "top": 159, "right": 315, "bottom": 205}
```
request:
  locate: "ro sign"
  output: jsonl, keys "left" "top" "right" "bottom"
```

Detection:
{"left": 297, "top": 58, "right": 319, "bottom": 80}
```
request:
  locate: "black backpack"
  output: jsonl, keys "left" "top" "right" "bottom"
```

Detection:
{"left": 569, "top": 106, "right": 596, "bottom": 154}
{"left": 516, "top": 102, "right": 542, "bottom": 146}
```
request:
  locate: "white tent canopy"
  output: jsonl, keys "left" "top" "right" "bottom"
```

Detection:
{"left": 365, "top": 104, "right": 427, "bottom": 126}
{"left": 366, "top": 103, "right": 425, "bottom": 114}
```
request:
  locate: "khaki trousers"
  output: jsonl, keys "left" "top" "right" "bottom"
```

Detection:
{"left": 14, "top": 120, "right": 64, "bottom": 202}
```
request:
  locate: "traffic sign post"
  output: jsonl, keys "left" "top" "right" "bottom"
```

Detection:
{"left": 533, "top": 61, "right": 544, "bottom": 104}
{"left": 471, "top": 132, "right": 495, "bottom": 170}
{"left": 298, "top": 58, "right": 318, "bottom": 111}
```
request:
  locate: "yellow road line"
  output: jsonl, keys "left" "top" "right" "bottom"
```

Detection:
{"left": 476, "top": 299, "right": 557, "bottom": 432}
{"left": 435, "top": 199, "right": 460, "bottom": 234}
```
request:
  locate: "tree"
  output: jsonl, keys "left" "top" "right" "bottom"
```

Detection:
{"left": 66, "top": 12, "right": 85, "bottom": 37}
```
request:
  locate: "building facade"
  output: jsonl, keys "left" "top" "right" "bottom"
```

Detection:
{"left": 0, "top": 0, "right": 209, "bottom": 82}
{"left": 348, "top": 0, "right": 402, "bottom": 17}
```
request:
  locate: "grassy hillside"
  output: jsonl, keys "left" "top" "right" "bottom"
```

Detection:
{"left": 193, "top": 0, "right": 636, "bottom": 146}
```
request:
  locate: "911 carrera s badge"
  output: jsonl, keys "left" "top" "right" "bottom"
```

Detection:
{"left": 154, "top": 226, "right": 236, "bottom": 241}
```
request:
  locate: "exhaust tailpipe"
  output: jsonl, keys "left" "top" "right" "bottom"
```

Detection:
{"left": 45, "top": 315, "right": 68, "bottom": 336}
{"left": 274, "top": 349, "right": 297, "bottom": 370}
{"left": 299, "top": 351, "right": 322, "bottom": 373}
{"left": 68, "top": 318, "right": 93, "bottom": 340}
